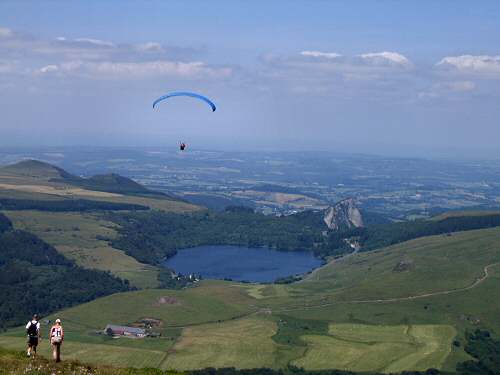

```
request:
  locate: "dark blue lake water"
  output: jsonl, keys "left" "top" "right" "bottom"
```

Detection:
{"left": 162, "top": 245, "right": 322, "bottom": 283}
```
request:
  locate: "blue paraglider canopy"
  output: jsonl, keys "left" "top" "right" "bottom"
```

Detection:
{"left": 153, "top": 92, "right": 216, "bottom": 112}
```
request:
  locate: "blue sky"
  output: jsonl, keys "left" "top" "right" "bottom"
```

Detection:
{"left": 1, "top": 1, "right": 500, "bottom": 157}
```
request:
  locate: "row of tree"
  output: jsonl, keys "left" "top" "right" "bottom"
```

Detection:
{"left": 332, "top": 213, "right": 500, "bottom": 252}
{"left": 0, "top": 198, "right": 148, "bottom": 212}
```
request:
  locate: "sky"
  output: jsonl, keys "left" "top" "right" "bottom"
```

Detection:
{"left": 0, "top": 0, "right": 500, "bottom": 157}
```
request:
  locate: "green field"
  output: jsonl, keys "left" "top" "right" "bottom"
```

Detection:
{"left": 293, "top": 324, "right": 456, "bottom": 373}
{"left": 162, "top": 317, "right": 278, "bottom": 370}
{"left": 295, "top": 227, "right": 500, "bottom": 302}
{"left": 0, "top": 282, "right": 263, "bottom": 369}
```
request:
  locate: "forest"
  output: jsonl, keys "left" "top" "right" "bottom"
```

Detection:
{"left": 108, "top": 206, "right": 330, "bottom": 264}
{"left": 0, "top": 213, "right": 131, "bottom": 328}
{"left": 109, "top": 208, "right": 500, "bottom": 265}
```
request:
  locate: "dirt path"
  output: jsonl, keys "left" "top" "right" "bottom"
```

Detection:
{"left": 279, "top": 261, "right": 500, "bottom": 312}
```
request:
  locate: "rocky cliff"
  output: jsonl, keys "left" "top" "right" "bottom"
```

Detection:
{"left": 323, "top": 198, "right": 364, "bottom": 231}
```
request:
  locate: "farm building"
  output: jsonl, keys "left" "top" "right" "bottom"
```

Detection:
{"left": 104, "top": 324, "right": 146, "bottom": 338}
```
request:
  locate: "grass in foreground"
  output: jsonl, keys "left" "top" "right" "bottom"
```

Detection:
{"left": 0, "top": 346, "right": 179, "bottom": 375}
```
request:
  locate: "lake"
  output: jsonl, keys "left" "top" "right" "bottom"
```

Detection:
{"left": 162, "top": 245, "right": 322, "bottom": 283}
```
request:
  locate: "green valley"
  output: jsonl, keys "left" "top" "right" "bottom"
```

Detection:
{"left": 1, "top": 160, "right": 500, "bottom": 374}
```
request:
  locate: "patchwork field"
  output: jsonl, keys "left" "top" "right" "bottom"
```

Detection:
{"left": 293, "top": 324, "right": 456, "bottom": 373}
{"left": 2, "top": 261, "right": 499, "bottom": 372}
{"left": 161, "top": 317, "right": 278, "bottom": 370}
{"left": 3, "top": 226, "right": 499, "bottom": 371}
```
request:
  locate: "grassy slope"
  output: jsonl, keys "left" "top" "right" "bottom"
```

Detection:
{"left": 296, "top": 227, "right": 500, "bottom": 301}
{"left": 0, "top": 346, "right": 180, "bottom": 375}
{"left": 4, "top": 210, "right": 159, "bottom": 289}
{"left": 432, "top": 210, "right": 500, "bottom": 221}
{"left": 0, "top": 282, "right": 260, "bottom": 369}
{"left": 293, "top": 324, "right": 456, "bottom": 373}
{"left": 161, "top": 317, "right": 278, "bottom": 370}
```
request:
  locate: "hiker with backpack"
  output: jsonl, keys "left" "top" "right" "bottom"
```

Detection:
{"left": 25, "top": 314, "right": 40, "bottom": 358}
{"left": 49, "top": 319, "right": 64, "bottom": 362}
{"left": 49, "top": 318, "right": 64, "bottom": 362}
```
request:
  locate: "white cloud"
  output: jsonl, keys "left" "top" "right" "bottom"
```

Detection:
{"left": 437, "top": 55, "right": 500, "bottom": 75}
{"left": 38, "top": 64, "right": 59, "bottom": 74}
{"left": 0, "top": 28, "right": 228, "bottom": 82}
{"left": 300, "top": 51, "right": 342, "bottom": 59}
{"left": 35, "top": 60, "right": 232, "bottom": 79}
{"left": 263, "top": 50, "right": 414, "bottom": 89}
{"left": 135, "top": 42, "right": 163, "bottom": 52}
{"left": 359, "top": 51, "right": 411, "bottom": 66}
{"left": 90, "top": 61, "right": 228, "bottom": 78}
{"left": 0, "top": 27, "right": 13, "bottom": 38}
{"left": 418, "top": 80, "right": 476, "bottom": 99}
{"left": 74, "top": 38, "right": 115, "bottom": 47}
{"left": 447, "top": 80, "right": 476, "bottom": 92}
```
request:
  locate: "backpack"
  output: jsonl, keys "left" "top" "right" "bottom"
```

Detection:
{"left": 27, "top": 321, "right": 38, "bottom": 337}
{"left": 51, "top": 326, "right": 63, "bottom": 344}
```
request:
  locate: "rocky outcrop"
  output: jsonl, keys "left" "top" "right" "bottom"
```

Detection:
{"left": 323, "top": 198, "right": 364, "bottom": 231}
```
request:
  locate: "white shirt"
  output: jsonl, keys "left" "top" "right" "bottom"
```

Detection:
{"left": 26, "top": 320, "right": 40, "bottom": 333}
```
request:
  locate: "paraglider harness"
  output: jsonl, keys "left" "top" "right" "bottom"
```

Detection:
{"left": 179, "top": 142, "right": 187, "bottom": 151}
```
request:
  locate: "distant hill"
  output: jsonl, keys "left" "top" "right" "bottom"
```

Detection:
{"left": 0, "top": 159, "right": 74, "bottom": 180}
{"left": 64, "top": 173, "right": 161, "bottom": 196}
{"left": 1, "top": 159, "right": 166, "bottom": 197}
